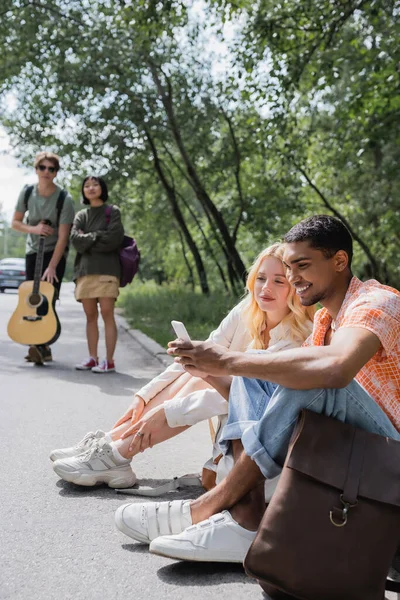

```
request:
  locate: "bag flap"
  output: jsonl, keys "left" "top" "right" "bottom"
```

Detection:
{"left": 287, "top": 410, "right": 400, "bottom": 507}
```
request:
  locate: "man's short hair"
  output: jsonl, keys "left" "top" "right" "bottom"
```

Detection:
{"left": 284, "top": 215, "right": 353, "bottom": 267}
{"left": 34, "top": 151, "right": 60, "bottom": 172}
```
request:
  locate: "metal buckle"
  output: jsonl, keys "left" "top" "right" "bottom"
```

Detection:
{"left": 329, "top": 494, "right": 358, "bottom": 527}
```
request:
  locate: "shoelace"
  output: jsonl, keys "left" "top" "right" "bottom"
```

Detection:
{"left": 75, "top": 431, "right": 96, "bottom": 451}
{"left": 79, "top": 439, "right": 109, "bottom": 462}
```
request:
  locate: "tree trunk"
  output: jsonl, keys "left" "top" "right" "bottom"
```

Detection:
{"left": 146, "top": 129, "right": 210, "bottom": 295}
{"left": 149, "top": 64, "right": 247, "bottom": 285}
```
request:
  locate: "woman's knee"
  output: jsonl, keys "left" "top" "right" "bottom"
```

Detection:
{"left": 99, "top": 298, "right": 115, "bottom": 320}
{"left": 82, "top": 300, "right": 98, "bottom": 322}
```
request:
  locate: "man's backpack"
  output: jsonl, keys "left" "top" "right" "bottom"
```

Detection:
{"left": 23, "top": 185, "right": 68, "bottom": 228}
{"left": 105, "top": 205, "right": 140, "bottom": 287}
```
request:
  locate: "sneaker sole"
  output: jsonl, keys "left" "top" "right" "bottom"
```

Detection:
{"left": 114, "top": 505, "right": 150, "bottom": 544}
{"left": 75, "top": 366, "right": 95, "bottom": 371}
{"left": 150, "top": 543, "right": 246, "bottom": 563}
{"left": 53, "top": 465, "right": 136, "bottom": 488}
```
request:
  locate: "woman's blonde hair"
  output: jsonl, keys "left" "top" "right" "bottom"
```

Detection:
{"left": 241, "top": 242, "right": 315, "bottom": 349}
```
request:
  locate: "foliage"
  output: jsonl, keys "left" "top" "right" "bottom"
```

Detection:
{"left": 118, "top": 279, "right": 241, "bottom": 347}
{"left": 0, "top": 0, "right": 399, "bottom": 293}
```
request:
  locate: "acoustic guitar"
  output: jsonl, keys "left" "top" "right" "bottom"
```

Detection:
{"left": 7, "top": 224, "right": 61, "bottom": 346}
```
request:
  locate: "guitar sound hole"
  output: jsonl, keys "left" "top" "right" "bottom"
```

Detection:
{"left": 29, "top": 293, "right": 42, "bottom": 307}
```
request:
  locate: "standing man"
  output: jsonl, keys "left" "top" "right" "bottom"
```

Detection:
{"left": 12, "top": 151, "right": 75, "bottom": 364}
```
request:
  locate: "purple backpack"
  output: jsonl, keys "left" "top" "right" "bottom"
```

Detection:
{"left": 105, "top": 205, "right": 140, "bottom": 287}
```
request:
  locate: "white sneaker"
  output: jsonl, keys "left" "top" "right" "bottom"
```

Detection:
{"left": 115, "top": 500, "right": 192, "bottom": 544}
{"left": 49, "top": 430, "right": 106, "bottom": 462}
{"left": 52, "top": 439, "right": 136, "bottom": 488}
{"left": 149, "top": 510, "right": 256, "bottom": 563}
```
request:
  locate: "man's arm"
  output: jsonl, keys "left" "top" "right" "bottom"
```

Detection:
{"left": 169, "top": 327, "right": 381, "bottom": 390}
{"left": 42, "top": 223, "right": 71, "bottom": 284}
{"left": 12, "top": 211, "right": 54, "bottom": 237}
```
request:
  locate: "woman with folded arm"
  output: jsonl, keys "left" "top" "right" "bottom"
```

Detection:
{"left": 50, "top": 243, "right": 314, "bottom": 488}
{"left": 70, "top": 176, "right": 124, "bottom": 374}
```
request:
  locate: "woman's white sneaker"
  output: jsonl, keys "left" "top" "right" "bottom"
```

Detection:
{"left": 52, "top": 439, "right": 136, "bottom": 488}
{"left": 49, "top": 430, "right": 106, "bottom": 462}
{"left": 115, "top": 500, "right": 193, "bottom": 544}
{"left": 149, "top": 510, "right": 256, "bottom": 563}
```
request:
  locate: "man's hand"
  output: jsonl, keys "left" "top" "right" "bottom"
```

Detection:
{"left": 32, "top": 222, "right": 54, "bottom": 237}
{"left": 42, "top": 265, "right": 59, "bottom": 285}
{"left": 113, "top": 396, "right": 145, "bottom": 429}
{"left": 167, "top": 339, "right": 232, "bottom": 377}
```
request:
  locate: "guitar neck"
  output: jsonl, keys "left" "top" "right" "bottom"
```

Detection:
{"left": 33, "top": 236, "right": 46, "bottom": 294}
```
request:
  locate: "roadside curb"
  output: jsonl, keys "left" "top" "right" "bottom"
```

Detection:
{"left": 116, "top": 313, "right": 173, "bottom": 368}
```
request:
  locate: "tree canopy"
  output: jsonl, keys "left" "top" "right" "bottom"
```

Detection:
{"left": 1, "top": 0, "right": 399, "bottom": 289}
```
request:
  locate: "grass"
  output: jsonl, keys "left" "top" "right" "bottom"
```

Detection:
{"left": 118, "top": 280, "right": 241, "bottom": 348}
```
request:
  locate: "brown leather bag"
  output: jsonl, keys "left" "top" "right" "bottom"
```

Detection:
{"left": 244, "top": 409, "right": 400, "bottom": 600}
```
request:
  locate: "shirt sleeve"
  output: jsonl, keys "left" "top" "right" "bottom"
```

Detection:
{"left": 70, "top": 210, "right": 98, "bottom": 253}
{"left": 208, "top": 303, "right": 243, "bottom": 348}
{"left": 92, "top": 206, "right": 125, "bottom": 252}
{"left": 15, "top": 187, "right": 28, "bottom": 213}
{"left": 164, "top": 389, "right": 229, "bottom": 428}
{"left": 59, "top": 194, "right": 75, "bottom": 225}
{"left": 340, "top": 291, "right": 400, "bottom": 355}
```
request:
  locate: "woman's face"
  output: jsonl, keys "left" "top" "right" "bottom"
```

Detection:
{"left": 254, "top": 256, "right": 291, "bottom": 316}
{"left": 83, "top": 178, "right": 102, "bottom": 201}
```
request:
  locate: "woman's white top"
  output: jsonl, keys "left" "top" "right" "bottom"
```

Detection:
{"left": 134, "top": 303, "right": 305, "bottom": 428}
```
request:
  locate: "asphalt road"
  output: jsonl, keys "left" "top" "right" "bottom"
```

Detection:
{"left": 0, "top": 283, "right": 260, "bottom": 600}
{"left": 1, "top": 283, "right": 397, "bottom": 600}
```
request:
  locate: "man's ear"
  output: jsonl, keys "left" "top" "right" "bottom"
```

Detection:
{"left": 334, "top": 250, "right": 349, "bottom": 272}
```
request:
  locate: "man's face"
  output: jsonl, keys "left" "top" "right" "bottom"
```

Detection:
{"left": 282, "top": 241, "right": 339, "bottom": 307}
{"left": 36, "top": 160, "right": 57, "bottom": 183}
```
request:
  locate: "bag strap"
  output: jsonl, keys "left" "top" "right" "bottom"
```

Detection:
{"left": 386, "top": 578, "right": 400, "bottom": 592}
{"left": 114, "top": 474, "right": 202, "bottom": 497}
{"left": 23, "top": 185, "right": 34, "bottom": 222}
{"left": 55, "top": 189, "right": 68, "bottom": 228}
{"left": 104, "top": 204, "right": 112, "bottom": 227}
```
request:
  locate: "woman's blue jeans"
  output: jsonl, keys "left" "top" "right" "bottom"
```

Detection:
{"left": 219, "top": 377, "right": 400, "bottom": 479}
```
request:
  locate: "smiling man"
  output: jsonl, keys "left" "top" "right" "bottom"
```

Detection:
{"left": 12, "top": 151, "right": 75, "bottom": 364}
{"left": 115, "top": 215, "right": 400, "bottom": 563}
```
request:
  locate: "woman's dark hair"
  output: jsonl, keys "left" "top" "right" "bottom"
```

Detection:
{"left": 284, "top": 215, "right": 353, "bottom": 267}
{"left": 81, "top": 176, "right": 108, "bottom": 205}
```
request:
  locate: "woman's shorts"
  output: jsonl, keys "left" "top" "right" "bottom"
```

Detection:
{"left": 75, "top": 275, "right": 119, "bottom": 302}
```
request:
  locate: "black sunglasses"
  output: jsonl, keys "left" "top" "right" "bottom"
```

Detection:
{"left": 37, "top": 165, "right": 56, "bottom": 173}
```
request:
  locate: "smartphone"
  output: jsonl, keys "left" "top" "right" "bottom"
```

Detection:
{"left": 171, "top": 320, "right": 192, "bottom": 344}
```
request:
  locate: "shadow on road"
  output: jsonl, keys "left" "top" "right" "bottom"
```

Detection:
{"left": 157, "top": 560, "right": 258, "bottom": 587}
{"left": 56, "top": 479, "right": 120, "bottom": 500}
{"left": 0, "top": 340, "right": 150, "bottom": 396}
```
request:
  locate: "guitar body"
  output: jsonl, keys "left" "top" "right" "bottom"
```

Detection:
{"left": 7, "top": 280, "right": 61, "bottom": 345}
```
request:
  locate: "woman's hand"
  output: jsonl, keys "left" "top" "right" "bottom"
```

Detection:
{"left": 121, "top": 404, "right": 168, "bottom": 453}
{"left": 112, "top": 396, "right": 145, "bottom": 429}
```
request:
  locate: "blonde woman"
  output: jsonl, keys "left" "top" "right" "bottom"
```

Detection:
{"left": 50, "top": 243, "right": 314, "bottom": 488}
